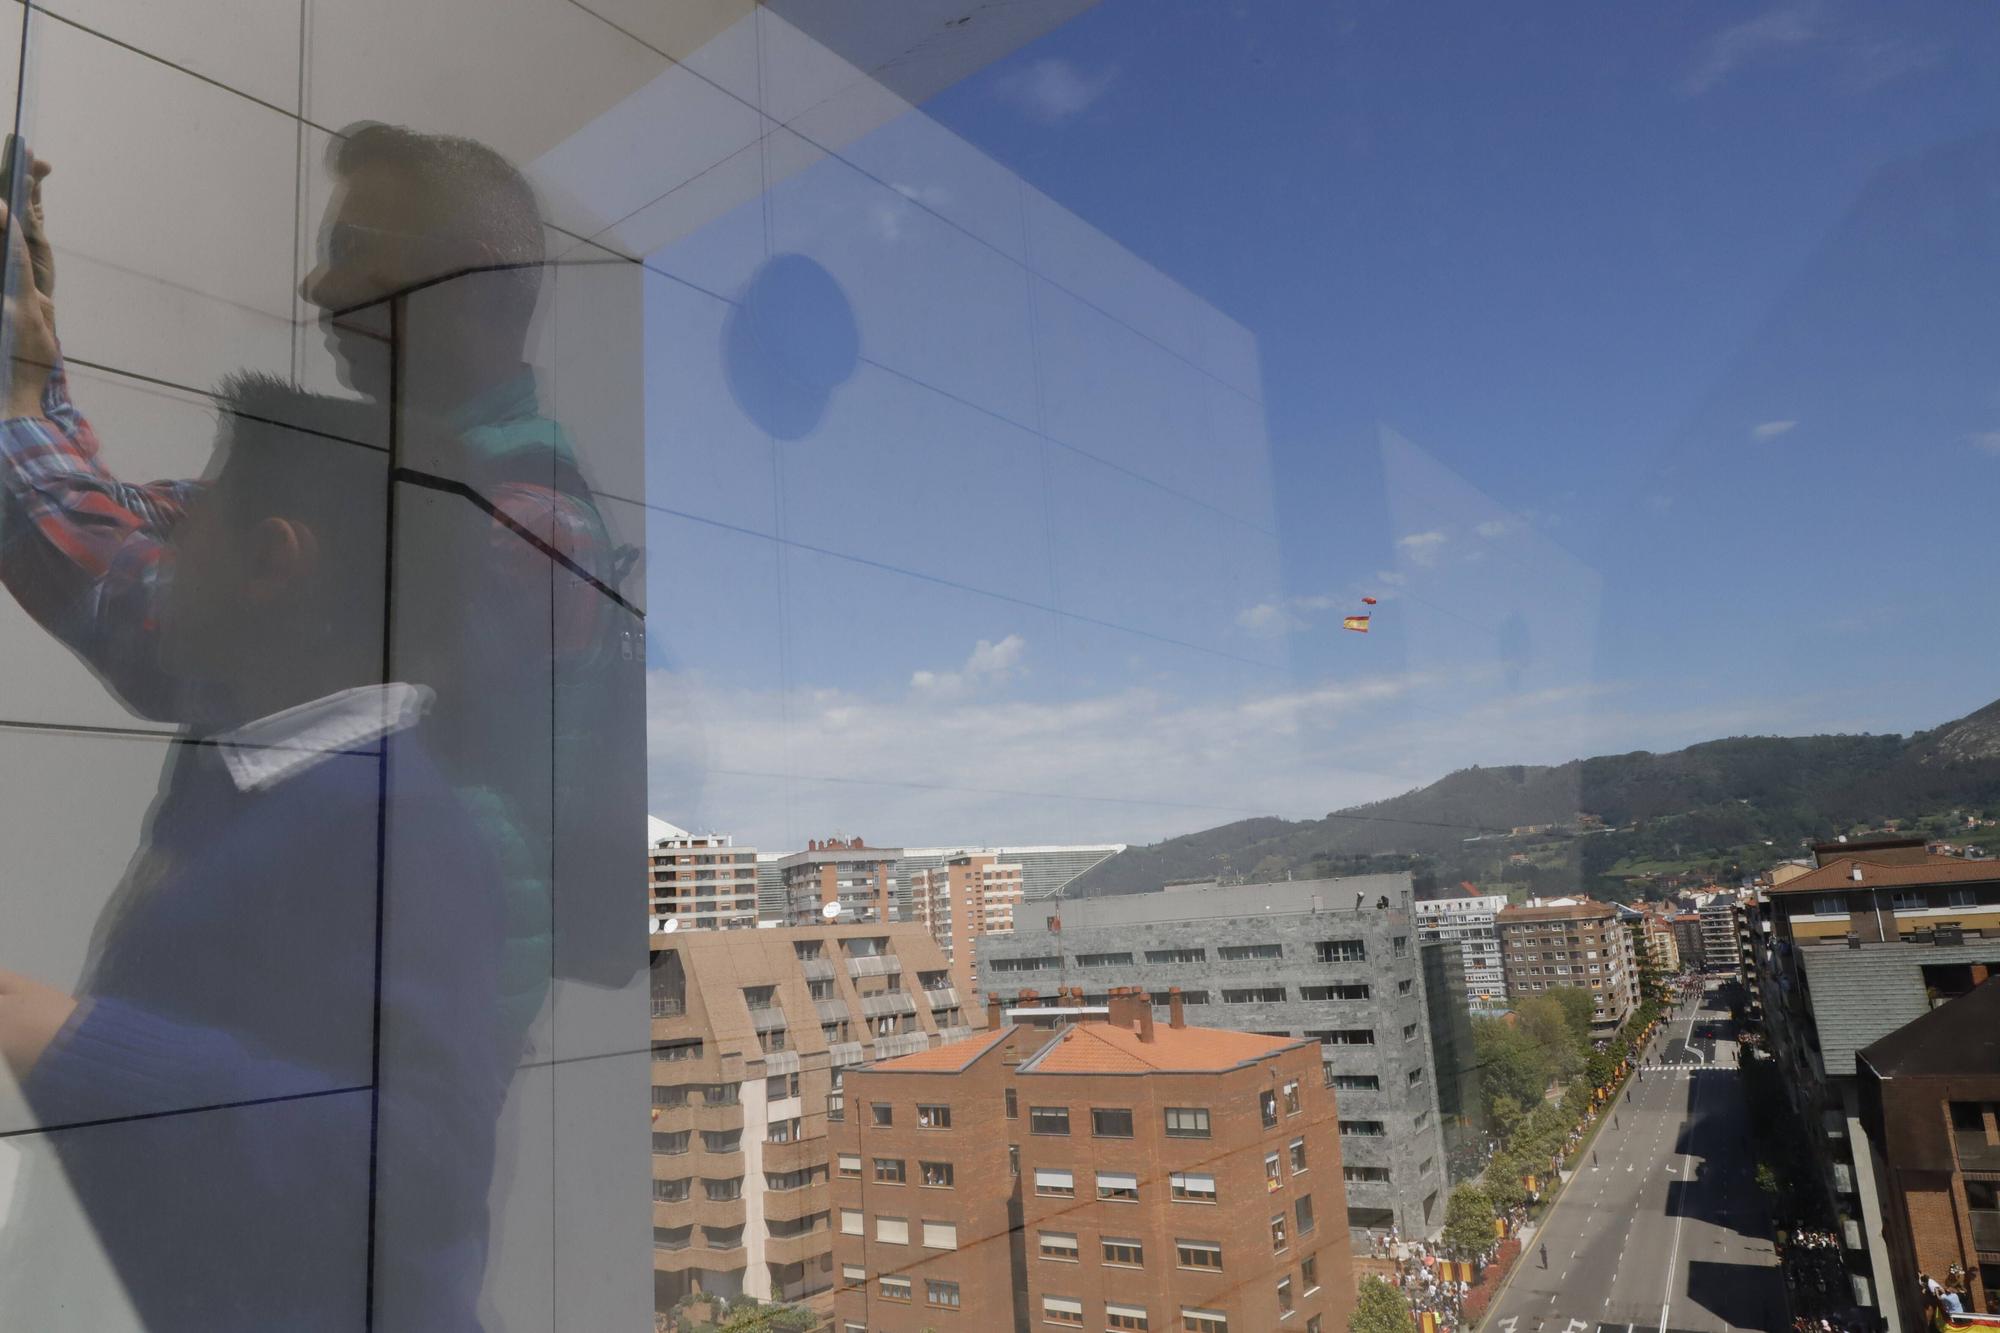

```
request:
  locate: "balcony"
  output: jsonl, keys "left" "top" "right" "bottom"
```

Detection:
{"left": 749, "top": 1007, "right": 789, "bottom": 1033}
{"left": 814, "top": 998, "right": 850, "bottom": 1025}
{"left": 652, "top": 996, "right": 686, "bottom": 1018}
{"left": 800, "top": 957, "right": 836, "bottom": 981}
{"left": 861, "top": 992, "right": 915, "bottom": 1018}
{"left": 923, "top": 985, "right": 959, "bottom": 1008}
{"left": 846, "top": 954, "right": 901, "bottom": 979}
{"left": 1972, "top": 1210, "right": 2000, "bottom": 1255}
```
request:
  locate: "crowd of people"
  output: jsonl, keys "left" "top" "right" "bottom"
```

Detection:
{"left": 1380, "top": 1238, "right": 1476, "bottom": 1333}
{"left": 1780, "top": 1228, "right": 1867, "bottom": 1332}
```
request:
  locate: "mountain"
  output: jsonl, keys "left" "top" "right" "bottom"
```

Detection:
{"left": 1069, "top": 698, "right": 2000, "bottom": 900}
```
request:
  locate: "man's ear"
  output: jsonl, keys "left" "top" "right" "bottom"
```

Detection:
{"left": 245, "top": 516, "right": 320, "bottom": 605}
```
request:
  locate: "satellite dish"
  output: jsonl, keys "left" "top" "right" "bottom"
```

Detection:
{"left": 662, "top": 917, "right": 681, "bottom": 934}
{"left": 821, "top": 901, "right": 844, "bottom": 920}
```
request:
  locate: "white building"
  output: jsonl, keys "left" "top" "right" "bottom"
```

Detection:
{"left": 1414, "top": 887, "right": 1510, "bottom": 1002}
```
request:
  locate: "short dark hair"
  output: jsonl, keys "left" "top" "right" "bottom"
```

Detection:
{"left": 328, "top": 122, "right": 545, "bottom": 325}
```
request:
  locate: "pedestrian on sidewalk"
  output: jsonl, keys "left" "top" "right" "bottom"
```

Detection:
{"left": 1539, "top": 1242, "right": 1549, "bottom": 1270}
{"left": 1592, "top": 1150, "right": 1598, "bottom": 1167}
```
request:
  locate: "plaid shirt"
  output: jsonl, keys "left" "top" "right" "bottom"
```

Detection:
{"left": 0, "top": 359, "right": 619, "bottom": 723}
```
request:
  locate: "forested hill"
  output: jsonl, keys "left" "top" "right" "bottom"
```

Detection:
{"left": 1068, "top": 697, "right": 2000, "bottom": 900}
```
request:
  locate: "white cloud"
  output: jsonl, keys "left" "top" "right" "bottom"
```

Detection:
{"left": 1750, "top": 419, "right": 1798, "bottom": 440}
{"left": 1396, "top": 530, "right": 1448, "bottom": 566}
{"left": 993, "top": 58, "right": 1118, "bottom": 126}
{"left": 1682, "top": 6, "right": 1816, "bottom": 96}
{"left": 1970, "top": 431, "right": 2000, "bottom": 456}
{"left": 1237, "top": 602, "right": 1305, "bottom": 636}
{"left": 1374, "top": 570, "right": 1407, "bottom": 588}
{"left": 910, "top": 634, "right": 1027, "bottom": 698}
{"left": 1473, "top": 517, "right": 1521, "bottom": 539}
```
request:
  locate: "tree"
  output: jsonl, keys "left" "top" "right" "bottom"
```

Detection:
{"left": 1547, "top": 986, "right": 1597, "bottom": 1052}
{"left": 1490, "top": 1092, "right": 1527, "bottom": 1141}
{"left": 1474, "top": 1016, "right": 1550, "bottom": 1114}
{"left": 1350, "top": 1276, "right": 1418, "bottom": 1333}
{"left": 715, "top": 1302, "right": 817, "bottom": 1333}
{"left": 1559, "top": 1078, "right": 1590, "bottom": 1123}
{"left": 1484, "top": 1152, "right": 1528, "bottom": 1210}
{"left": 1442, "top": 1183, "right": 1495, "bottom": 1257}
{"left": 1584, "top": 1048, "right": 1615, "bottom": 1090}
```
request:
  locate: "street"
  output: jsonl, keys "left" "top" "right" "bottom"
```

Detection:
{"left": 1483, "top": 983, "right": 1788, "bottom": 1333}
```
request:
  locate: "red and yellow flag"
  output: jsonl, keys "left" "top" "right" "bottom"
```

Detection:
{"left": 1343, "top": 615, "right": 1371, "bottom": 632}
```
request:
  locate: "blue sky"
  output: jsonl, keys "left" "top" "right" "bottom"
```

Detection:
{"left": 644, "top": 1, "right": 2000, "bottom": 850}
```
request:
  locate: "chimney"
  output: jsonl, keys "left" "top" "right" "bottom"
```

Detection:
{"left": 987, "top": 993, "right": 1004, "bottom": 1029}
{"left": 1136, "top": 998, "right": 1155, "bottom": 1043}
{"left": 1168, "top": 985, "right": 1186, "bottom": 1029}
{"left": 1106, "top": 986, "right": 1147, "bottom": 1032}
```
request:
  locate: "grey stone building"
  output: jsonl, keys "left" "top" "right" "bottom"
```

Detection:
{"left": 974, "top": 873, "right": 1451, "bottom": 1248}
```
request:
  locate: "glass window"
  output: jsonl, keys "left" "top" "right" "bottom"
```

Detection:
{"left": 1030, "top": 1106, "right": 1071, "bottom": 1135}
{"left": 1164, "top": 1107, "right": 1211, "bottom": 1138}
{"left": 1175, "top": 1240, "right": 1224, "bottom": 1271}
{"left": 1043, "top": 1296, "right": 1085, "bottom": 1327}
{"left": 1171, "top": 1172, "right": 1218, "bottom": 1203}
{"left": 875, "top": 1216, "right": 909, "bottom": 1245}
{"left": 1098, "top": 1170, "right": 1141, "bottom": 1201}
{"left": 920, "top": 1160, "right": 955, "bottom": 1188}
{"left": 1290, "top": 1138, "right": 1308, "bottom": 1173}
{"left": 917, "top": 1103, "right": 951, "bottom": 1129}
{"left": 1102, "top": 1236, "right": 1144, "bottom": 1266}
{"left": 1034, "top": 1168, "right": 1076, "bottom": 1198}
{"left": 870, "top": 1103, "right": 894, "bottom": 1127}
{"left": 873, "top": 1158, "right": 906, "bottom": 1184}
{"left": 926, "top": 1279, "right": 961, "bottom": 1309}
{"left": 1039, "top": 1230, "right": 1080, "bottom": 1260}
{"left": 1107, "top": 1304, "right": 1151, "bottom": 1331}
{"left": 879, "top": 1275, "right": 912, "bottom": 1303}
{"left": 921, "top": 1220, "right": 958, "bottom": 1250}
{"left": 1092, "top": 1107, "right": 1135, "bottom": 1137}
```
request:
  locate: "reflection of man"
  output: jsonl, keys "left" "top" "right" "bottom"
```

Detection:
{"left": 0, "top": 125, "right": 633, "bottom": 1328}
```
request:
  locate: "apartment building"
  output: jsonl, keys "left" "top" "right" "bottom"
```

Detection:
{"left": 910, "top": 851, "right": 1025, "bottom": 996}
{"left": 1857, "top": 978, "right": 2000, "bottom": 1331}
{"left": 1751, "top": 837, "right": 2000, "bottom": 1320}
{"left": 646, "top": 923, "right": 976, "bottom": 1320}
{"left": 975, "top": 874, "right": 1450, "bottom": 1244}
{"left": 829, "top": 991, "right": 1353, "bottom": 1333}
{"left": 776, "top": 838, "right": 904, "bottom": 925}
{"left": 1494, "top": 897, "right": 1641, "bottom": 1033}
{"left": 900, "top": 842, "right": 1128, "bottom": 915}
{"left": 1668, "top": 912, "right": 1705, "bottom": 971}
{"left": 649, "top": 820, "right": 759, "bottom": 931}
{"left": 1639, "top": 914, "right": 1681, "bottom": 974}
{"left": 1414, "top": 886, "right": 1508, "bottom": 1001}
{"left": 1699, "top": 895, "right": 1742, "bottom": 979}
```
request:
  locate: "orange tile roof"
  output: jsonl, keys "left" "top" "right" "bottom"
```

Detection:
{"left": 1769, "top": 855, "right": 2000, "bottom": 894}
{"left": 1022, "top": 1022, "right": 1301, "bottom": 1075}
{"left": 868, "top": 1026, "right": 1013, "bottom": 1073}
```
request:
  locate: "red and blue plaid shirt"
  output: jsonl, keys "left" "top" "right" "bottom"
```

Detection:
{"left": 0, "top": 358, "right": 618, "bottom": 723}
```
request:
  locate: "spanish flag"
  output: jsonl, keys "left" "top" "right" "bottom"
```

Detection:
{"left": 1420, "top": 1313, "right": 1438, "bottom": 1333}
{"left": 1343, "top": 615, "right": 1370, "bottom": 632}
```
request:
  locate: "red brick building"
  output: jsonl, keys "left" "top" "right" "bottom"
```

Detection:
{"left": 830, "top": 988, "right": 1354, "bottom": 1333}
{"left": 1857, "top": 976, "right": 2000, "bottom": 1331}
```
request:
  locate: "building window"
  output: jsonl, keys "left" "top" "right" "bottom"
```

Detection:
{"left": 1182, "top": 1309, "right": 1228, "bottom": 1333}
{"left": 1170, "top": 1172, "right": 1217, "bottom": 1203}
{"left": 1811, "top": 895, "right": 1848, "bottom": 916}
{"left": 1314, "top": 1029, "right": 1375, "bottom": 1046}
{"left": 1290, "top": 1138, "right": 1308, "bottom": 1173}
{"left": 1090, "top": 1106, "right": 1135, "bottom": 1138}
{"left": 1327, "top": 1070, "right": 1380, "bottom": 1090}
{"left": 1030, "top": 1106, "right": 1071, "bottom": 1135}
{"left": 1407, "top": 1067, "right": 1426, "bottom": 1087}
{"left": 921, "top": 1220, "right": 958, "bottom": 1250}
{"left": 870, "top": 1102, "right": 893, "bottom": 1127}
{"left": 1296, "top": 1194, "right": 1316, "bottom": 1234}
{"left": 840, "top": 1264, "right": 864, "bottom": 1289}
{"left": 1277, "top": 1275, "right": 1295, "bottom": 1316}
{"left": 702, "top": 1176, "right": 742, "bottom": 1202}
{"left": 1402, "top": 1023, "right": 1419, "bottom": 1042}
{"left": 1316, "top": 940, "right": 1365, "bottom": 963}
{"left": 875, "top": 1216, "right": 909, "bottom": 1245}
{"left": 920, "top": 1160, "right": 954, "bottom": 1188}
{"left": 1175, "top": 1239, "right": 1224, "bottom": 1271}
{"left": 1043, "top": 1296, "right": 1085, "bottom": 1327}
{"left": 879, "top": 1275, "right": 912, "bottom": 1303}
{"left": 1301, "top": 983, "right": 1369, "bottom": 1001}
{"left": 1145, "top": 948, "right": 1206, "bottom": 965}
{"left": 1945, "top": 887, "right": 1978, "bottom": 908}
{"left": 874, "top": 1158, "right": 906, "bottom": 1184}
{"left": 1890, "top": 890, "right": 1928, "bottom": 911}
{"left": 1270, "top": 1213, "right": 1289, "bottom": 1251}
{"left": 1283, "top": 1080, "right": 1301, "bottom": 1115}
{"left": 1106, "top": 1303, "right": 1150, "bottom": 1331}
{"left": 1258, "top": 1090, "right": 1279, "bottom": 1128}
{"left": 1302, "top": 1254, "right": 1320, "bottom": 1294}
{"left": 1039, "top": 1230, "right": 1080, "bottom": 1261}
{"left": 839, "top": 1209, "right": 862, "bottom": 1235}
{"left": 765, "top": 1071, "right": 800, "bottom": 1099}
{"left": 1005, "top": 1087, "right": 1018, "bottom": 1118}
{"left": 1077, "top": 951, "right": 1134, "bottom": 967}
{"left": 926, "top": 1279, "right": 961, "bottom": 1309}
{"left": 915, "top": 1102, "right": 951, "bottom": 1128}
{"left": 1164, "top": 1107, "right": 1211, "bottom": 1138}
{"left": 1219, "top": 942, "right": 1284, "bottom": 960}
{"left": 1344, "top": 1165, "right": 1392, "bottom": 1183}
{"left": 1265, "top": 1152, "right": 1283, "bottom": 1191}
{"left": 653, "top": 1177, "right": 690, "bottom": 1202}
{"left": 1034, "top": 1168, "right": 1075, "bottom": 1197}
{"left": 1096, "top": 1170, "right": 1140, "bottom": 1202}
{"left": 1340, "top": 1120, "right": 1386, "bottom": 1137}
{"left": 837, "top": 1154, "right": 861, "bottom": 1178}
{"left": 1223, "top": 986, "right": 1287, "bottom": 1004}
{"left": 1397, "top": 978, "right": 1413, "bottom": 995}
{"left": 1102, "top": 1236, "right": 1144, "bottom": 1266}
{"left": 1419, "top": 1156, "right": 1436, "bottom": 1178}
{"left": 700, "top": 1129, "right": 740, "bottom": 1153}
{"left": 653, "top": 1130, "right": 690, "bottom": 1155}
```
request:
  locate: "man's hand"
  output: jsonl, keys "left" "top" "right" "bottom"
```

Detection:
{"left": 2, "top": 149, "right": 57, "bottom": 419}
{"left": 0, "top": 968, "right": 80, "bottom": 1078}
